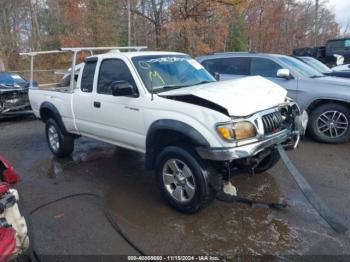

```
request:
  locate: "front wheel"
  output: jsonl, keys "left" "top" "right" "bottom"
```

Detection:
{"left": 155, "top": 146, "right": 216, "bottom": 213}
{"left": 309, "top": 103, "right": 350, "bottom": 143}
{"left": 252, "top": 150, "right": 280, "bottom": 174}
{"left": 45, "top": 118, "right": 74, "bottom": 158}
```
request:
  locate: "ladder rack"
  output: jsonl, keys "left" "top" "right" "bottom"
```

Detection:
{"left": 19, "top": 46, "right": 147, "bottom": 89}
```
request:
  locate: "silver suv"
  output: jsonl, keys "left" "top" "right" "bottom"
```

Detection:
{"left": 197, "top": 52, "right": 350, "bottom": 143}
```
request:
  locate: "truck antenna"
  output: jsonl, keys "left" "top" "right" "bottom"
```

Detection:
{"left": 150, "top": 72, "right": 154, "bottom": 101}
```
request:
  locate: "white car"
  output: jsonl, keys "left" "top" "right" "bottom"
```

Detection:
{"left": 26, "top": 48, "right": 306, "bottom": 213}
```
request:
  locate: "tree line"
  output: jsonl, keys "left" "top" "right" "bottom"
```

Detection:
{"left": 0, "top": 0, "right": 340, "bottom": 70}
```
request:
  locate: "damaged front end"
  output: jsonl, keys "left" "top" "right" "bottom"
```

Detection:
{"left": 196, "top": 100, "right": 308, "bottom": 166}
{"left": 0, "top": 86, "right": 32, "bottom": 118}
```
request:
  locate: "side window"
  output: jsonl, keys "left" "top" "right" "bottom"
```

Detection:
{"left": 97, "top": 59, "right": 137, "bottom": 95}
{"left": 202, "top": 58, "right": 250, "bottom": 75}
{"left": 250, "top": 58, "right": 282, "bottom": 78}
{"left": 81, "top": 61, "right": 97, "bottom": 92}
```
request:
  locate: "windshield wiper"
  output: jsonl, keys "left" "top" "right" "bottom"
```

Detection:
{"left": 155, "top": 80, "right": 215, "bottom": 93}
{"left": 154, "top": 84, "right": 189, "bottom": 93}
{"left": 192, "top": 80, "right": 215, "bottom": 86}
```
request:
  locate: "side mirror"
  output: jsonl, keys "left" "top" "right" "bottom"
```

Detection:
{"left": 111, "top": 81, "right": 137, "bottom": 97}
{"left": 277, "top": 69, "right": 292, "bottom": 79}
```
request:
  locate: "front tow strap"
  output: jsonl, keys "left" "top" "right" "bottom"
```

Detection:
{"left": 276, "top": 144, "right": 348, "bottom": 234}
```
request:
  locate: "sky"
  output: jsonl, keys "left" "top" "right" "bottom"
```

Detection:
{"left": 326, "top": 0, "right": 350, "bottom": 34}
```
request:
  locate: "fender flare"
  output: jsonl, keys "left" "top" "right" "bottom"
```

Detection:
{"left": 39, "top": 102, "right": 68, "bottom": 134}
{"left": 145, "top": 119, "right": 210, "bottom": 169}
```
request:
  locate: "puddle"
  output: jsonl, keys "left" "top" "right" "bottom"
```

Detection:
{"left": 20, "top": 135, "right": 350, "bottom": 256}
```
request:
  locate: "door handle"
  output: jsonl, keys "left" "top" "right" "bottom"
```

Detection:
{"left": 93, "top": 101, "right": 101, "bottom": 108}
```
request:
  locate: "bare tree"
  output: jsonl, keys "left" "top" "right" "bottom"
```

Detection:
{"left": 131, "top": 0, "right": 168, "bottom": 48}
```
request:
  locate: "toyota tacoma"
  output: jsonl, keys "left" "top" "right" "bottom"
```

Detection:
{"left": 23, "top": 48, "right": 307, "bottom": 213}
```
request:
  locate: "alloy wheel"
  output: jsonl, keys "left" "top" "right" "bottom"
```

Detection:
{"left": 317, "top": 110, "right": 349, "bottom": 138}
{"left": 162, "top": 159, "right": 196, "bottom": 203}
{"left": 48, "top": 125, "right": 60, "bottom": 152}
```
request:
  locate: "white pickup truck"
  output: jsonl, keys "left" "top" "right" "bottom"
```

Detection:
{"left": 24, "top": 47, "right": 307, "bottom": 213}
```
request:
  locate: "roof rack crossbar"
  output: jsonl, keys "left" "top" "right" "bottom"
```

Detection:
{"left": 19, "top": 50, "right": 68, "bottom": 56}
{"left": 20, "top": 46, "right": 148, "bottom": 56}
{"left": 60, "top": 46, "right": 147, "bottom": 52}
{"left": 19, "top": 46, "right": 147, "bottom": 90}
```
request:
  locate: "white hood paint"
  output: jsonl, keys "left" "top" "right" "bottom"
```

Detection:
{"left": 159, "top": 76, "right": 287, "bottom": 116}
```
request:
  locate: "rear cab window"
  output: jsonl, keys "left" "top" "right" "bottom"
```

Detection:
{"left": 80, "top": 59, "right": 97, "bottom": 92}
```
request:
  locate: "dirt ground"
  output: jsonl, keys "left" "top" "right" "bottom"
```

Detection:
{"left": 0, "top": 117, "right": 350, "bottom": 260}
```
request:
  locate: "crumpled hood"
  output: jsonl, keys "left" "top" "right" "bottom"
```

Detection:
{"left": 159, "top": 76, "right": 287, "bottom": 116}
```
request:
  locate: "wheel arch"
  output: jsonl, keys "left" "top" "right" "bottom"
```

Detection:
{"left": 145, "top": 119, "right": 210, "bottom": 170}
{"left": 307, "top": 99, "right": 350, "bottom": 113}
{"left": 39, "top": 102, "right": 68, "bottom": 134}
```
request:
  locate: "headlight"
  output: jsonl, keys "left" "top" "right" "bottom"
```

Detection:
{"left": 216, "top": 121, "right": 257, "bottom": 141}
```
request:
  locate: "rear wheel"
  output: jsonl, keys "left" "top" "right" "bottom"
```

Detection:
{"left": 155, "top": 145, "right": 216, "bottom": 213}
{"left": 309, "top": 103, "right": 350, "bottom": 143}
{"left": 45, "top": 118, "right": 74, "bottom": 157}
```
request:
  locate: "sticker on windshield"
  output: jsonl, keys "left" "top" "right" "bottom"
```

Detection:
{"left": 146, "top": 57, "right": 187, "bottom": 64}
{"left": 345, "top": 40, "right": 350, "bottom": 47}
{"left": 188, "top": 59, "right": 204, "bottom": 70}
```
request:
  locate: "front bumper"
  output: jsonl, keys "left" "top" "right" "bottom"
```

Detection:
{"left": 196, "top": 109, "right": 308, "bottom": 161}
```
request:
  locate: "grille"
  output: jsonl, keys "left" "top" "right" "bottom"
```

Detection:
{"left": 262, "top": 111, "right": 283, "bottom": 135}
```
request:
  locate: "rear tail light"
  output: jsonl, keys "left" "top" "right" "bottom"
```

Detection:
{"left": 1, "top": 169, "right": 19, "bottom": 184}
{"left": 0, "top": 156, "right": 20, "bottom": 184}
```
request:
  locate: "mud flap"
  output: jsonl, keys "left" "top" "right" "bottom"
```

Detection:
{"left": 276, "top": 144, "right": 348, "bottom": 234}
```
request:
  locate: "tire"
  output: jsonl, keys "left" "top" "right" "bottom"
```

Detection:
{"left": 309, "top": 103, "right": 350, "bottom": 143}
{"left": 155, "top": 145, "right": 216, "bottom": 213}
{"left": 252, "top": 150, "right": 280, "bottom": 174}
{"left": 45, "top": 118, "right": 74, "bottom": 157}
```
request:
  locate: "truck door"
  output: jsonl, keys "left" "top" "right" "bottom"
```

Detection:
{"left": 72, "top": 58, "right": 97, "bottom": 135}
{"left": 90, "top": 58, "right": 145, "bottom": 151}
{"left": 250, "top": 57, "right": 299, "bottom": 101}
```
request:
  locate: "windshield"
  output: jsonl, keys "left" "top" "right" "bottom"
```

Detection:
{"left": 132, "top": 55, "right": 215, "bottom": 93}
{"left": 279, "top": 56, "right": 324, "bottom": 78}
{"left": 0, "top": 73, "right": 27, "bottom": 87}
{"left": 301, "top": 57, "right": 332, "bottom": 74}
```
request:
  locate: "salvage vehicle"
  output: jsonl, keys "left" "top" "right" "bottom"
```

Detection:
{"left": 22, "top": 47, "right": 306, "bottom": 213}
{"left": 0, "top": 72, "right": 32, "bottom": 118}
{"left": 296, "top": 56, "right": 350, "bottom": 79}
{"left": 197, "top": 52, "right": 350, "bottom": 143}
{"left": 0, "top": 155, "right": 29, "bottom": 261}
